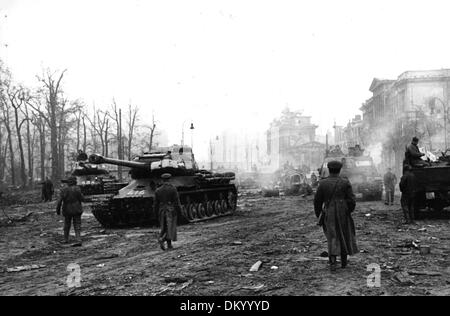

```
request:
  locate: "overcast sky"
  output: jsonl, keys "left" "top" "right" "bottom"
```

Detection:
{"left": 1, "top": 0, "right": 450, "bottom": 160}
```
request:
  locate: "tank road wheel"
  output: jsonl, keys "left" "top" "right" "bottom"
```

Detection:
{"left": 186, "top": 203, "right": 195, "bottom": 221}
{"left": 198, "top": 203, "right": 207, "bottom": 218}
{"left": 227, "top": 191, "right": 237, "bottom": 212}
{"left": 205, "top": 201, "right": 214, "bottom": 217}
{"left": 213, "top": 200, "right": 221, "bottom": 215}
{"left": 220, "top": 199, "right": 228, "bottom": 214}
{"left": 191, "top": 203, "right": 199, "bottom": 219}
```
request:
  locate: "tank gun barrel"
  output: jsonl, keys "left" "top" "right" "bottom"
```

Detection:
{"left": 89, "top": 154, "right": 150, "bottom": 170}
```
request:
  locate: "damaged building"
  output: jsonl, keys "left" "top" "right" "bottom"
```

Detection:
{"left": 266, "top": 108, "right": 325, "bottom": 172}
{"left": 361, "top": 69, "right": 450, "bottom": 175}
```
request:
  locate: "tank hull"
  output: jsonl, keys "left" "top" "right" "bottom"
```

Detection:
{"left": 92, "top": 184, "right": 238, "bottom": 228}
{"left": 411, "top": 163, "right": 450, "bottom": 213}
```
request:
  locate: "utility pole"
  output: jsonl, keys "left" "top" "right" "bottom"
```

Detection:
{"left": 118, "top": 108, "right": 123, "bottom": 181}
{"left": 210, "top": 139, "right": 214, "bottom": 171}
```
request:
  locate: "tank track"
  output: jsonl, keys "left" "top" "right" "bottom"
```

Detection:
{"left": 91, "top": 186, "right": 238, "bottom": 228}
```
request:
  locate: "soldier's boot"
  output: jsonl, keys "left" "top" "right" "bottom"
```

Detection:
{"left": 329, "top": 256, "right": 337, "bottom": 272}
{"left": 63, "top": 228, "right": 70, "bottom": 244}
{"left": 63, "top": 218, "right": 70, "bottom": 243}
{"left": 341, "top": 254, "right": 348, "bottom": 268}
{"left": 74, "top": 229, "right": 82, "bottom": 246}
{"left": 409, "top": 210, "right": 416, "bottom": 225}
{"left": 70, "top": 216, "right": 82, "bottom": 247}
{"left": 167, "top": 240, "right": 173, "bottom": 250}
{"left": 158, "top": 238, "right": 166, "bottom": 251}
{"left": 402, "top": 207, "right": 410, "bottom": 224}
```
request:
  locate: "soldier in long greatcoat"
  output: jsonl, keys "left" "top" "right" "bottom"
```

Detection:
{"left": 154, "top": 173, "right": 182, "bottom": 250}
{"left": 314, "top": 160, "right": 358, "bottom": 271}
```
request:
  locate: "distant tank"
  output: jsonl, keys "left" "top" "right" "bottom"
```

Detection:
{"left": 319, "top": 145, "right": 383, "bottom": 201}
{"left": 237, "top": 172, "right": 260, "bottom": 190}
{"left": 71, "top": 151, "right": 127, "bottom": 196}
{"left": 88, "top": 146, "right": 238, "bottom": 228}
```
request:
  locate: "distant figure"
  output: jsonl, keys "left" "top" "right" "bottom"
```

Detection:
{"left": 399, "top": 165, "right": 418, "bottom": 224}
{"left": 405, "top": 137, "right": 428, "bottom": 168}
{"left": 310, "top": 173, "right": 319, "bottom": 188}
{"left": 56, "top": 176, "right": 88, "bottom": 245}
{"left": 76, "top": 149, "right": 88, "bottom": 161}
{"left": 383, "top": 168, "right": 397, "bottom": 205}
{"left": 164, "top": 151, "right": 173, "bottom": 160}
{"left": 41, "top": 177, "right": 54, "bottom": 202}
{"left": 314, "top": 160, "right": 358, "bottom": 272}
{"left": 154, "top": 173, "right": 182, "bottom": 251}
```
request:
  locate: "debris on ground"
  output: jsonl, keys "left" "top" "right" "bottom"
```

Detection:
{"left": 407, "top": 270, "right": 442, "bottom": 277}
{"left": 6, "top": 264, "right": 46, "bottom": 273}
{"left": 393, "top": 272, "right": 415, "bottom": 286}
{"left": 242, "top": 284, "right": 265, "bottom": 291}
{"left": 2, "top": 192, "right": 450, "bottom": 296}
{"left": 249, "top": 260, "right": 262, "bottom": 272}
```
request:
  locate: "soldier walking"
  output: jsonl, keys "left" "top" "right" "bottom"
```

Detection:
{"left": 56, "top": 176, "right": 87, "bottom": 245}
{"left": 154, "top": 173, "right": 182, "bottom": 251}
{"left": 383, "top": 168, "right": 397, "bottom": 205}
{"left": 399, "top": 165, "right": 418, "bottom": 224}
{"left": 314, "top": 160, "right": 358, "bottom": 272}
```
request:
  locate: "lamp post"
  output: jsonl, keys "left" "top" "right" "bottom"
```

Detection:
{"left": 181, "top": 120, "right": 194, "bottom": 147}
{"left": 429, "top": 97, "right": 448, "bottom": 150}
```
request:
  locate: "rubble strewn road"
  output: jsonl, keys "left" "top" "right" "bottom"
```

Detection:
{"left": 1, "top": 192, "right": 450, "bottom": 296}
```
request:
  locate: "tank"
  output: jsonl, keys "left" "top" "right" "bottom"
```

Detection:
{"left": 319, "top": 145, "right": 383, "bottom": 201}
{"left": 410, "top": 150, "right": 450, "bottom": 213}
{"left": 88, "top": 146, "right": 238, "bottom": 228}
{"left": 71, "top": 152, "right": 127, "bottom": 196}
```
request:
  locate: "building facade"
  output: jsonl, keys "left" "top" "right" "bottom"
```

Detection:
{"left": 266, "top": 108, "right": 324, "bottom": 171}
{"left": 360, "top": 69, "right": 450, "bottom": 175}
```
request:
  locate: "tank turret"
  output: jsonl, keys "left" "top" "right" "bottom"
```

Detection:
{"left": 70, "top": 151, "right": 126, "bottom": 196}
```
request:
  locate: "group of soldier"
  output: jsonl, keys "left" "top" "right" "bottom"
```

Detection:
{"left": 382, "top": 137, "right": 427, "bottom": 225}
{"left": 313, "top": 136, "right": 427, "bottom": 271}
{"left": 42, "top": 136, "right": 427, "bottom": 273}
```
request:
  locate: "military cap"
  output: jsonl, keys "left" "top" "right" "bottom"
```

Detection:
{"left": 327, "top": 160, "right": 343, "bottom": 170}
{"left": 161, "top": 173, "right": 172, "bottom": 179}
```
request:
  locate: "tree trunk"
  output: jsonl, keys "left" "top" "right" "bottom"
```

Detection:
{"left": 7, "top": 131, "right": 15, "bottom": 186}
{"left": 25, "top": 105, "right": 33, "bottom": 186}
{"left": 40, "top": 120, "right": 46, "bottom": 181}
{"left": 13, "top": 107, "right": 27, "bottom": 187}
{"left": 82, "top": 116, "right": 87, "bottom": 152}
{"left": 118, "top": 108, "right": 122, "bottom": 180}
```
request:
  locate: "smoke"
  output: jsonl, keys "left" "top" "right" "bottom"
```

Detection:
{"left": 365, "top": 142, "right": 383, "bottom": 165}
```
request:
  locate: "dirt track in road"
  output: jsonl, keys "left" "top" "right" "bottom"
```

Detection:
{"left": 1, "top": 192, "right": 450, "bottom": 296}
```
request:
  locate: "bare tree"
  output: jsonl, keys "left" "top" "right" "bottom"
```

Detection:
{"left": 87, "top": 109, "right": 110, "bottom": 156}
{"left": 126, "top": 104, "right": 139, "bottom": 160}
{"left": 6, "top": 86, "right": 31, "bottom": 187}
{"left": 22, "top": 102, "right": 34, "bottom": 186}
{"left": 33, "top": 69, "right": 67, "bottom": 183}
{"left": 110, "top": 99, "right": 123, "bottom": 180}
{"left": 148, "top": 113, "right": 158, "bottom": 152}
{"left": 0, "top": 71, "right": 16, "bottom": 186}
{"left": 28, "top": 93, "right": 48, "bottom": 182}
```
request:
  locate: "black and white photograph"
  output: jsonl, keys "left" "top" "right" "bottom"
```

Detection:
{"left": 1, "top": 0, "right": 450, "bottom": 302}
